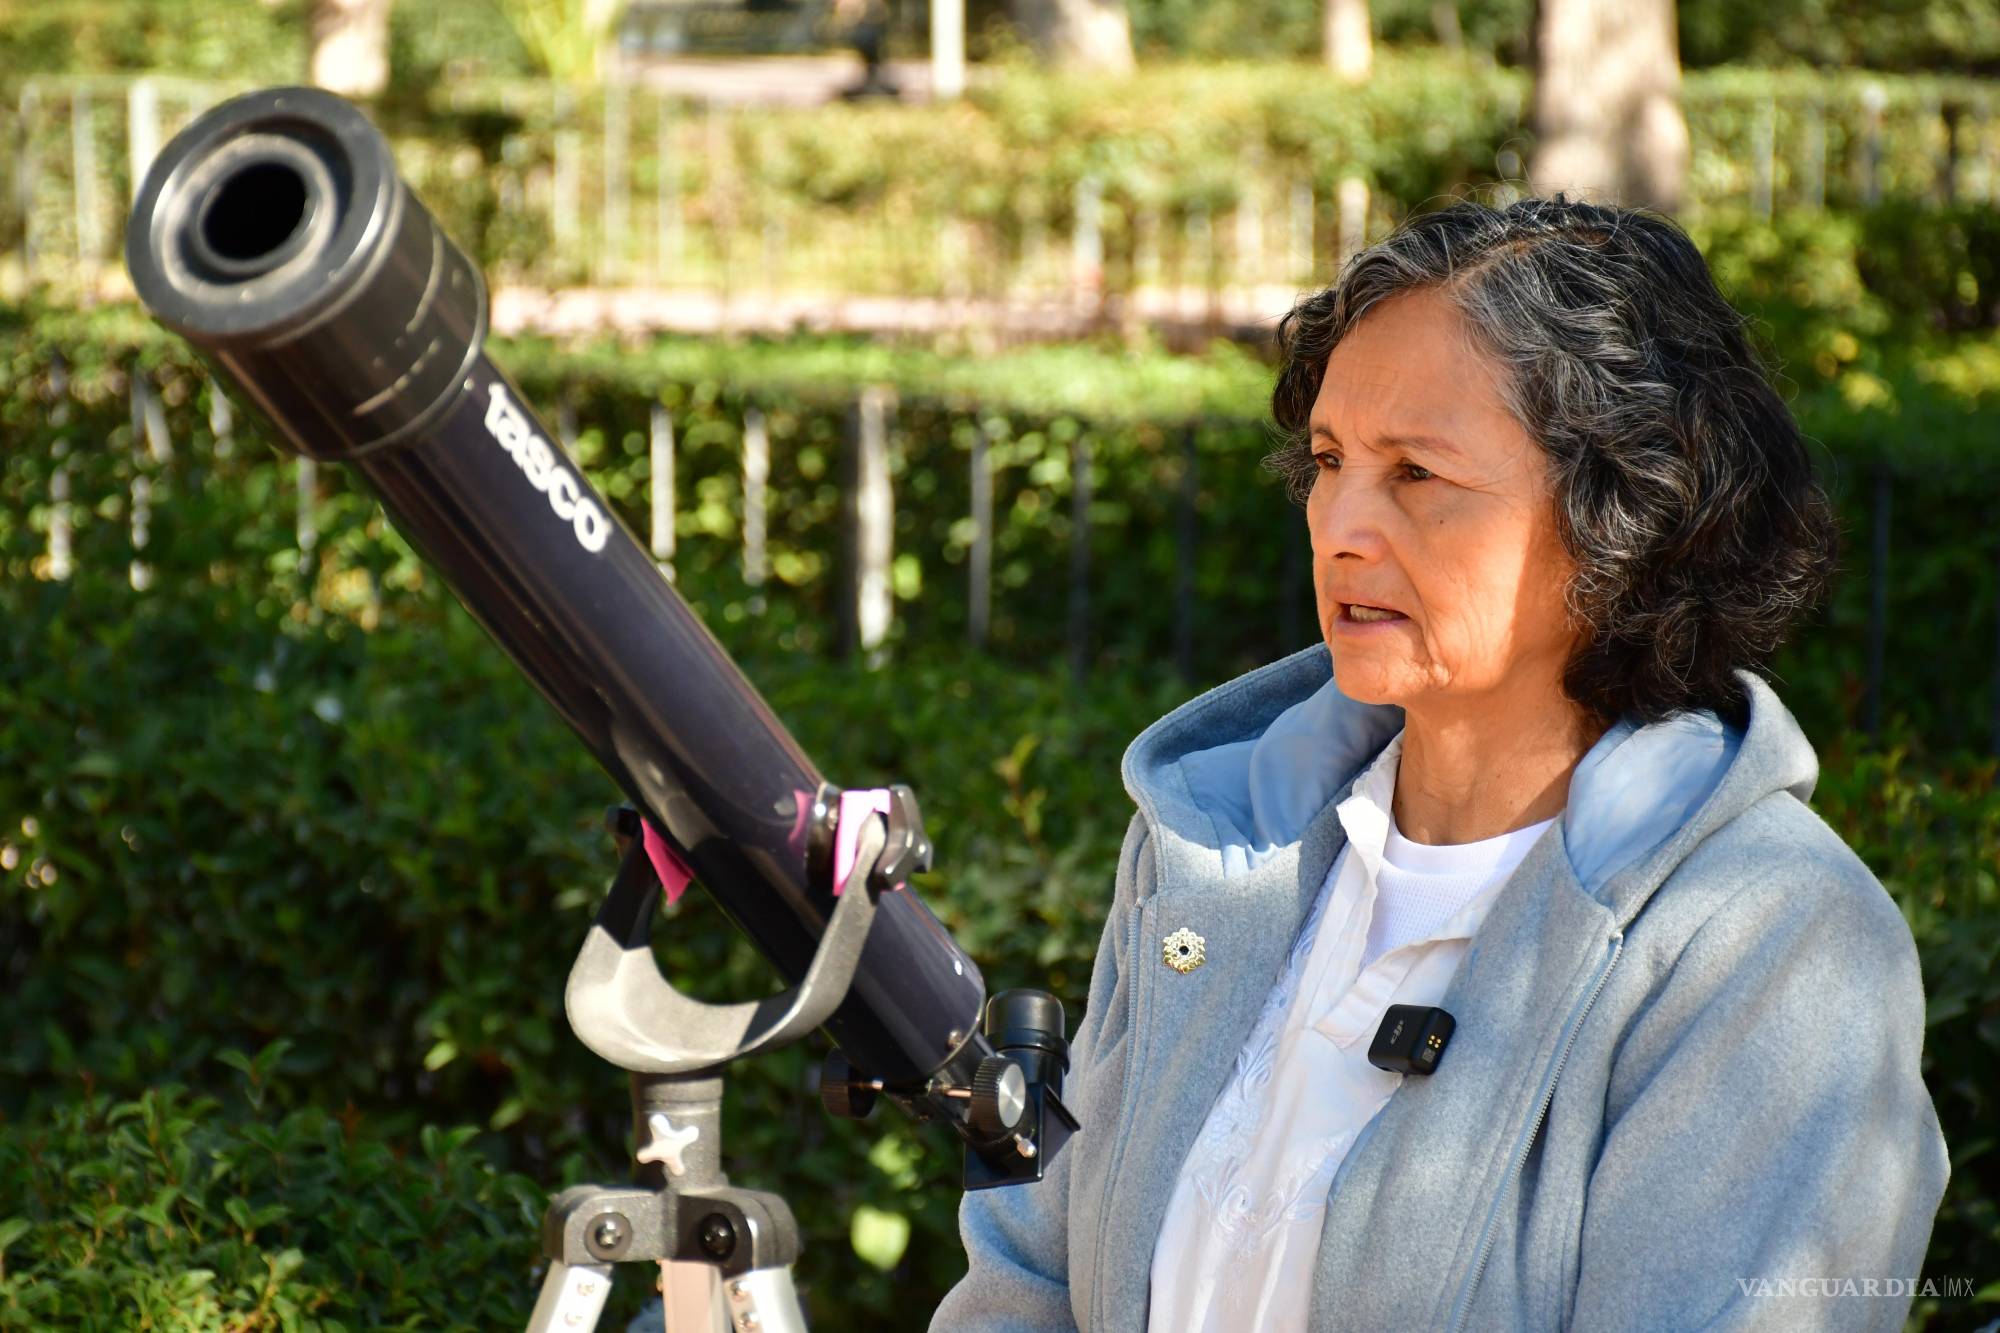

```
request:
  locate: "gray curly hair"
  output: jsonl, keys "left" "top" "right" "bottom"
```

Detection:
{"left": 1266, "top": 193, "right": 1839, "bottom": 729}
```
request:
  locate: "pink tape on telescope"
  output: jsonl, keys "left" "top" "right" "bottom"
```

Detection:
{"left": 785, "top": 786, "right": 816, "bottom": 856}
{"left": 833, "top": 788, "right": 904, "bottom": 897}
{"left": 640, "top": 818, "right": 696, "bottom": 906}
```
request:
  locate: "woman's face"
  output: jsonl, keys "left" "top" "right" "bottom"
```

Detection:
{"left": 1307, "top": 287, "right": 1580, "bottom": 714}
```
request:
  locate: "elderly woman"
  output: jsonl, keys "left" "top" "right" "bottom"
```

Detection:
{"left": 932, "top": 195, "right": 1950, "bottom": 1332}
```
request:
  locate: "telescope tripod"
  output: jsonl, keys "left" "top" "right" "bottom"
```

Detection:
{"left": 527, "top": 1069, "right": 806, "bottom": 1333}
{"left": 528, "top": 797, "right": 911, "bottom": 1333}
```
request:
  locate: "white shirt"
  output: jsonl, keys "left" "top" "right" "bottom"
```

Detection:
{"left": 1147, "top": 729, "right": 1558, "bottom": 1332}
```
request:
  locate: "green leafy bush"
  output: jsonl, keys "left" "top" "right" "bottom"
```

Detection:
{"left": 0, "top": 1046, "right": 547, "bottom": 1331}
{"left": 2, "top": 299, "right": 1996, "bottom": 1326}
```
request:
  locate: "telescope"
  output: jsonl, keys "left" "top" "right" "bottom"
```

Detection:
{"left": 125, "top": 86, "right": 1076, "bottom": 1333}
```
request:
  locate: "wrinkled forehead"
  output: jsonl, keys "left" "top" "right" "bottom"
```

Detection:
{"left": 1309, "top": 289, "right": 1526, "bottom": 460}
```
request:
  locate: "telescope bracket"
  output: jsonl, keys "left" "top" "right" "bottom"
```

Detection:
{"left": 564, "top": 802, "right": 905, "bottom": 1076}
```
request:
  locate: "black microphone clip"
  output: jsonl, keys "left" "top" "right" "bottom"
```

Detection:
{"left": 1368, "top": 1004, "right": 1456, "bottom": 1075}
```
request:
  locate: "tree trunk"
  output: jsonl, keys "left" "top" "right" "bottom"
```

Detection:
{"left": 1323, "top": 0, "right": 1372, "bottom": 83}
{"left": 309, "top": 0, "right": 392, "bottom": 98}
{"left": 1529, "top": 0, "right": 1688, "bottom": 213}
{"left": 1009, "top": 0, "right": 1135, "bottom": 74}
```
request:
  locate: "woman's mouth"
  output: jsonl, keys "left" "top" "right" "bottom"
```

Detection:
{"left": 1341, "top": 603, "right": 1408, "bottom": 624}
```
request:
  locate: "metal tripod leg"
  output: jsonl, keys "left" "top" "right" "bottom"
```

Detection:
{"left": 659, "top": 1261, "right": 726, "bottom": 1330}
{"left": 716, "top": 1269, "right": 807, "bottom": 1333}
{"left": 526, "top": 1072, "right": 810, "bottom": 1333}
{"left": 526, "top": 1260, "right": 614, "bottom": 1333}
{"left": 624, "top": 1262, "right": 804, "bottom": 1333}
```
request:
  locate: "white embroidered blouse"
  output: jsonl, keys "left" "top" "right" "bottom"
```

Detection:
{"left": 1146, "top": 728, "right": 1558, "bottom": 1332}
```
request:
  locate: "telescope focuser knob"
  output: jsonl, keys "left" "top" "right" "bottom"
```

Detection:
{"left": 818, "top": 1051, "right": 878, "bottom": 1121}
{"left": 968, "top": 1055, "right": 1029, "bottom": 1141}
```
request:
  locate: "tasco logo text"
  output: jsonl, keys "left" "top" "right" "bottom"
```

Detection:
{"left": 483, "top": 383, "right": 610, "bottom": 554}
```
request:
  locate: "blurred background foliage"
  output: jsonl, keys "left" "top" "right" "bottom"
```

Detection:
{"left": 3, "top": 0, "right": 1999, "bottom": 1327}
{"left": 5, "top": 192, "right": 2000, "bottom": 1320}
{"left": 5, "top": 0, "right": 2000, "bottom": 77}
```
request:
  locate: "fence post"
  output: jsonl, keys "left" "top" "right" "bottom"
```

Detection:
{"left": 1751, "top": 97, "right": 1775, "bottom": 220}
{"left": 1289, "top": 182, "right": 1315, "bottom": 285}
{"left": 1174, "top": 423, "right": 1198, "bottom": 683}
{"left": 602, "top": 84, "right": 629, "bottom": 285}
{"left": 1186, "top": 204, "right": 1214, "bottom": 327}
{"left": 1865, "top": 466, "right": 1890, "bottom": 739}
{"left": 1020, "top": 187, "right": 1048, "bottom": 297}
{"left": 47, "top": 443, "right": 72, "bottom": 582}
{"left": 45, "top": 354, "right": 71, "bottom": 582}
{"left": 20, "top": 85, "right": 41, "bottom": 280}
{"left": 1859, "top": 83, "right": 1886, "bottom": 207}
{"left": 939, "top": 215, "right": 971, "bottom": 305}
{"left": 558, "top": 396, "right": 578, "bottom": 452}
{"left": 1133, "top": 206, "right": 1161, "bottom": 293}
{"left": 1068, "top": 429, "right": 1092, "bottom": 686}
{"left": 553, "top": 126, "right": 581, "bottom": 259}
{"left": 839, "top": 386, "right": 895, "bottom": 663}
{"left": 209, "top": 378, "right": 235, "bottom": 460}
{"left": 1072, "top": 175, "right": 1103, "bottom": 313}
{"left": 1802, "top": 101, "right": 1827, "bottom": 211}
{"left": 742, "top": 406, "right": 768, "bottom": 595}
{"left": 136, "top": 366, "right": 171, "bottom": 465}
{"left": 655, "top": 98, "right": 681, "bottom": 279}
{"left": 930, "top": 0, "right": 966, "bottom": 100}
{"left": 969, "top": 418, "right": 992, "bottom": 651}
{"left": 1234, "top": 149, "right": 1264, "bottom": 289}
{"left": 72, "top": 87, "right": 100, "bottom": 275}
{"left": 761, "top": 214, "right": 785, "bottom": 303}
{"left": 1976, "top": 101, "right": 1992, "bottom": 202}
{"left": 1938, "top": 98, "right": 1960, "bottom": 206}
{"left": 1337, "top": 174, "right": 1369, "bottom": 269}
{"left": 127, "top": 77, "right": 161, "bottom": 203}
{"left": 296, "top": 456, "right": 319, "bottom": 605}
{"left": 650, "top": 401, "right": 676, "bottom": 580}
{"left": 128, "top": 368, "right": 170, "bottom": 592}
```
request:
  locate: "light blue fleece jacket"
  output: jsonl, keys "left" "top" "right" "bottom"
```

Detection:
{"left": 933, "top": 640, "right": 1950, "bottom": 1331}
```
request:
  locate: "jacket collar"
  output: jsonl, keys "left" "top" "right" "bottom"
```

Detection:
{"left": 1120, "top": 640, "right": 1813, "bottom": 915}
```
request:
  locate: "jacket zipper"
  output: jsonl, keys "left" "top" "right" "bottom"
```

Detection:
{"left": 1442, "top": 929, "right": 1624, "bottom": 1333}
{"left": 1092, "top": 894, "right": 1152, "bottom": 1332}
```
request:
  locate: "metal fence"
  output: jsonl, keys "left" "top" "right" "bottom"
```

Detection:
{"left": 18, "top": 354, "right": 1998, "bottom": 754}
{"left": 6, "top": 71, "right": 1998, "bottom": 311}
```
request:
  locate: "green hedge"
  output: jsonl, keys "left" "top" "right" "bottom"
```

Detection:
{"left": 10, "top": 57, "right": 1995, "bottom": 296}
{"left": 3, "top": 525, "right": 1997, "bottom": 1327}
{"left": 0, "top": 556, "right": 1182, "bottom": 1327}
{"left": 8, "top": 196, "right": 2000, "bottom": 735}
{"left": 0, "top": 1051, "right": 545, "bottom": 1332}
{"left": 3, "top": 268, "right": 1998, "bottom": 1325}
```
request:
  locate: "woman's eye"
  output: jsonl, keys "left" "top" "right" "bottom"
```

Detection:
{"left": 1312, "top": 453, "right": 1339, "bottom": 472}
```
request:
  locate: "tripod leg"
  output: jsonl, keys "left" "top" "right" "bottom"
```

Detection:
{"left": 720, "top": 1267, "right": 807, "bottom": 1333}
{"left": 658, "top": 1260, "right": 725, "bottom": 1331}
{"left": 526, "top": 1260, "right": 614, "bottom": 1333}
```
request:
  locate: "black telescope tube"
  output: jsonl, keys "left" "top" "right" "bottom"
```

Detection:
{"left": 124, "top": 86, "right": 987, "bottom": 1088}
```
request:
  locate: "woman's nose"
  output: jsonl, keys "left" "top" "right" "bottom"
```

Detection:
{"left": 1310, "top": 470, "right": 1391, "bottom": 559}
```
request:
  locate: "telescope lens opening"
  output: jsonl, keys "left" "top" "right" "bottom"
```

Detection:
{"left": 197, "top": 159, "right": 312, "bottom": 276}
